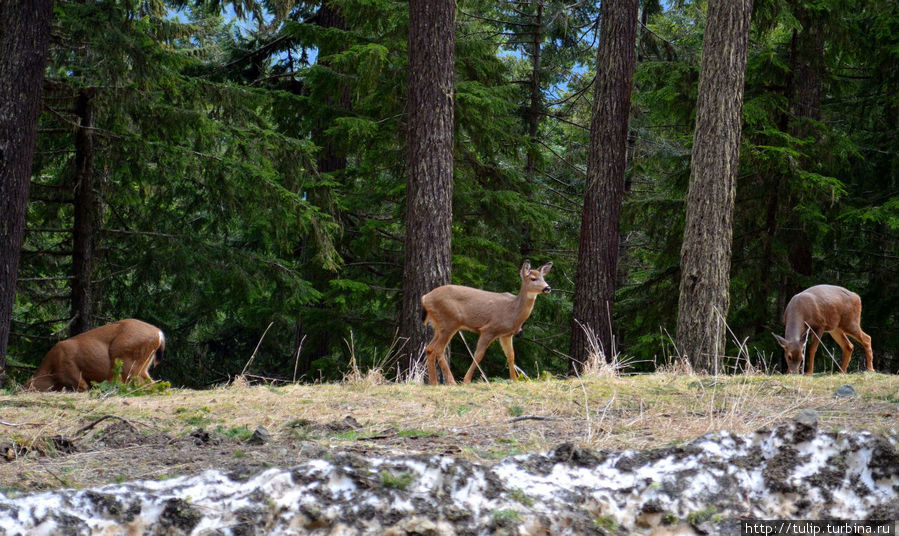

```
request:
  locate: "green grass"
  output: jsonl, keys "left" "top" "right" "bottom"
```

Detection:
{"left": 380, "top": 470, "right": 415, "bottom": 490}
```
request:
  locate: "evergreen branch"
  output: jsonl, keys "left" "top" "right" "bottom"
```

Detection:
{"left": 103, "top": 229, "right": 182, "bottom": 239}
{"left": 639, "top": 19, "right": 677, "bottom": 51}
{"left": 546, "top": 77, "right": 594, "bottom": 107}
{"left": 539, "top": 110, "right": 588, "bottom": 131}
{"left": 458, "top": 8, "right": 535, "bottom": 27}
{"left": 536, "top": 139, "right": 586, "bottom": 177}
{"left": 214, "top": 34, "right": 292, "bottom": 75}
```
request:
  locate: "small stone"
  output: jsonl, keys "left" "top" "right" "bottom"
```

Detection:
{"left": 794, "top": 408, "right": 818, "bottom": 428}
{"left": 835, "top": 385, "right": 857, "bottom": 398}
{"left": 248, "top": 426, "right": 270, "bottom": 444}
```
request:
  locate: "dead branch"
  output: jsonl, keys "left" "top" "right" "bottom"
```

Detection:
{"left": 507, "top": 414, "right": 560, "bottom": 423}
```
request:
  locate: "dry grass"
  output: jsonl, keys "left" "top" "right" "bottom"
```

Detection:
{"left": 3, "top": 372, "right": 896, "bottom": 449}
{"left": 1, "top": 371, "right": 896, "bottom": 492}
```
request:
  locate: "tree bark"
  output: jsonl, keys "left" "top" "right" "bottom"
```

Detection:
{"left": 676, "top": 0, "right": 752, "bottom": 373}
{"left": 311, "top": 0, "right": 349, "bottom": 178}
{"left": 783, "top": 5, "right": 823, "bottom": 299}
{"left": 525, "top": 1, "right": 543, "bottom": 180}
{"left": 71, "top": 90, "right": 97, "bottom": 337}
{"left": 0, "top": 0, "right": 54, "bottom": 381}
{"left": 398, "top": 0, "right": 455, "bottom": 379}
{"left": 570, "top": 0, "right": 638, "bottom": 373}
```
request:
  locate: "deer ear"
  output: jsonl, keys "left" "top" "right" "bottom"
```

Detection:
{"left": 539, "top": 262, "right": 552, "bottom": 275}
{"left": 520, "top": 261, "right": 531, "bottom": 278}
{"left": 772, "top": 333, "right": 788, "bottom": 348}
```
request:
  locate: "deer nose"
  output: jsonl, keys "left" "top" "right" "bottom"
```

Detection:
{"left": 542, "top": 286, "right": 551, "bottom": 294}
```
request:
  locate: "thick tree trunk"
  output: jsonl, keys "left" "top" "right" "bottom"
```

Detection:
{"left": 398, "top": 0, "right": 455, "bottom": 380}
{"left": 676, "top": 0, "right": 752, "bottom": 373}
{"left": 71, "top": 90, "right": 96, "bottom": 337}
{"left": 0, "top": 0, "right": 54, "bottom": 381}
{"left": 570, "top": 0, "right": 638, "bottom": 373}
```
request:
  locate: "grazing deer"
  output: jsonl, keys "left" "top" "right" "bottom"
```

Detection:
{"left": 26, "top": 319, "right": 165, "bottom": 391}
{"left": 421, "top": 261, "right": 552, "bottom": 385}
{"left": 772, "top": 285, "right": 874, "bottom": 375}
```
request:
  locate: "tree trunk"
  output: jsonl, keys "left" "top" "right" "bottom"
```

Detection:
{"left": 398, "top": 0, "right": 455, "bottom": 380}
{"left": 570, "top": 0, "right": 638, "bottom": 374}
{"left": 676, "top": 0, "right": 752, "bottom": 374}
{"left": 0, "top": 0, "right": 54, "bottom": 382}
{"left": 302, "top": 0, "right": 350, "bottom": 372}
{"left": 783, "top": 6, "right": 823, "bottom": 299}
{"left": 71, "top": 90, "right": 96, "bottom": 337}
{"left": 525, "top": 1, "right": 543, "bottom": 180}
{"left": 311, "top": 0, "right": 349, "bottom": 178}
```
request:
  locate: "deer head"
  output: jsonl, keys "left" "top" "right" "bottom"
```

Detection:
{"left": 520, "top": 260, "right": 552, "bottom": 297}
{"left": 772, "top": 329, "right": 810, "bottom": 374}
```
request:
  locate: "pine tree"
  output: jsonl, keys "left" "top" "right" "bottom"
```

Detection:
{"left": 398, "top": 0, "right": 456, "bottom": 379}
{"left": 570, "top": 0, "right": 638, "bottom": 372}
{"left": 676, "top": 0, "right": 753, "bottom": 373}
{"left": 0, "top": 0, "right": 53, "bottom": 382}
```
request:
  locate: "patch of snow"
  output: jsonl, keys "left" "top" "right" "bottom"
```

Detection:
{"left": 0, "top": 420, "right": 896, "bottom": 535}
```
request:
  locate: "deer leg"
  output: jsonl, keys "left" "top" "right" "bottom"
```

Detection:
{"left": 425, "top": 328, "right": 456, "bottom": 385}
{"left": 57, "top": 360, "right": 87, "bottom": 391}
{"left": 845, "top": 325, "right": 875, "bottom": 372}
{"left": 829, "top": 329, "right": 854, "bottom": 373}
{"left": 498, "top": 335, "right": 518, "bottom": 381}
{"left": 462, "top": 333, "right": 495, "bottom": 383}
{"left": 435, "top": 338, "right": 456, "bottom": 385}
{"left": 137, "top": 346, "right": 157, "bottom": 382}
{"left": 805, "top": 328, "right": 824, "bottom": 375}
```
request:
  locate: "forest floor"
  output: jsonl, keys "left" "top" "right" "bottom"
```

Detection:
{"left": 1, "top": 372, "right": 897, "bottom": 495}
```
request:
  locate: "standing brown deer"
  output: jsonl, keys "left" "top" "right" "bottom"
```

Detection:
{"left": 26, "top": 319, "right": 165, "bottom": 391}
{"left": 421, "top": 261, "right": 552, "bottom": 385}
{"left": 772, "top": 285, "right": 874, "bottom": 375}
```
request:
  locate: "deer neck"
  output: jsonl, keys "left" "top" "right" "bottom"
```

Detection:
{"left": 512, "top": 284, "right": 539, "bottom": 327}
{"left": 784, "top": 312, "right": 810, "bottom": 343}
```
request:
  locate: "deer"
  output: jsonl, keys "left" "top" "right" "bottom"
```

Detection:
{"left": 26, "top": 319, "right": 165, "bottom": 391}
{"left": 772, "top": 285, "right": 874, "bottom": 375}
{"left": 421, "top": 261, "right": 552, "bottom": 385}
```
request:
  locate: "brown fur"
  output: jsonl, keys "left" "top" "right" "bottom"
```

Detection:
{"left": 772, "top": 285, "right": 874, "bottom": 374}
{"left": 26, "top": 319, "right": 165, "bottom": 391}
{"left": 421, "top": 261, "right": 552, "bottom": 385}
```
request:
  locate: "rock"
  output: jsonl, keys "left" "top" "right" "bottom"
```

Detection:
{"left": 794, "top": 408, "right": 818, "bottom": 429}
{"left": 835, "top": 384, "right": 857, "bottom": 398}
{"left": 248, "top": 426, "right": 270, "bottom": 445}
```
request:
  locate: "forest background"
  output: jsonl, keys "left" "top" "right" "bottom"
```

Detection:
{"left": 3, "top": 0, "right": 898, "bottom": 388}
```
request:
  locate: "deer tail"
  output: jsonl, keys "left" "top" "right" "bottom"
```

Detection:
{"left": 155, "top": 330, "right": 166, "bottom": 363}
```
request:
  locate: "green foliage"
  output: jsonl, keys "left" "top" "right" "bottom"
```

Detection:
{"left": 215, "top": 425, "right": 254, "bottom": 442}
{"left": 379, "top": 469, "right": 415, "bottom": 490}
{"left": 687, "top": 505, "right": 721, "bottom": 525}
{"left": 11, "top": 0, "right": 899, "bottom": 386}
{"left": 508, "top": 488, "right": 534, "bottom": 507}
{"left": 491, "top": 509, "right": 520, "bottom": 523}
{"left": 89, "top": 360, "right": 171, "bottom": 397}
{"left": 595, "top": 515, "right": 619, "bottom": 531}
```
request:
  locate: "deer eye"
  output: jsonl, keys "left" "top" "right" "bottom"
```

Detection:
{"left": 530, "top": 277, "right": 537, "bottom": 281}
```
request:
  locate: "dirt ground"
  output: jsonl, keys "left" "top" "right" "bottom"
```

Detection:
{"left": 1, "top": 373, "right": 897, "bottom": 495}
